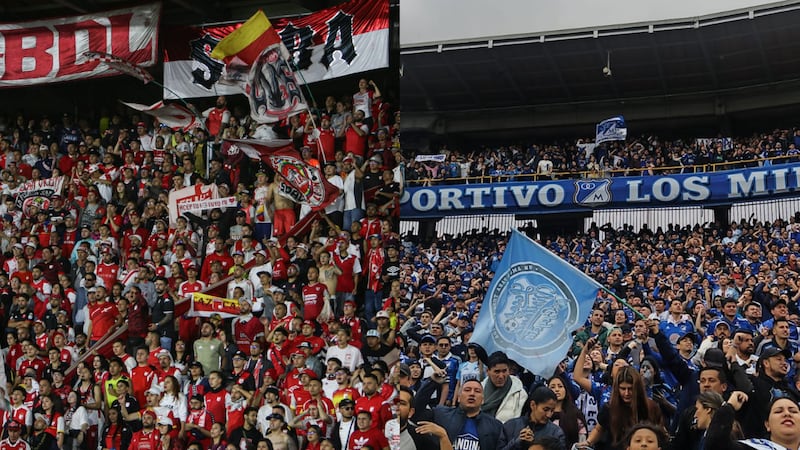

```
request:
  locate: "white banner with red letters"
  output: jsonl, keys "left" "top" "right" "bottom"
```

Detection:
{"left": 0, "top": 4, "right": 160, "bottom": 87}
{"left": 177, "top": 196, "right": 237, "bottom": 215}
{"left": 167, "top": 183, "right": 222, "bottom": 226}
{"left": 162, "top": 0, "right": 389, "bottom": 99}
{"left": 15, "top": 176, "right": 65, "bottom": 217}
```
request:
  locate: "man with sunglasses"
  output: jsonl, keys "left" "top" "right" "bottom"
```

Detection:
{"left": 331, "top": 398, "right": 357, "bottom": 450}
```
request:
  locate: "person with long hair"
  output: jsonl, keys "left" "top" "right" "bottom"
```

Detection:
{"left": 39, "top": 393, "right": 66, "bottom": 449}
{"left": 160, "top": 375, "right": 188, "bottom": 422}
{"left": 547, "top": 375, "right": 587, "bottom": 448}
{"left": 101, "top": 407, "right": 132, "bottom": 450}
{"left": 208, "top": 422, "right": 227, "bottom": 450}
{"left": 706, "top": 391, "right": 800, "bottom": 450}
{"left": 64, "top": 390, "right": 91, "bottom": 450}
{"left": 498, "top": 386, "right": 566, "bottom": 450}
{"left": 578, "top": 366, "right": 663, "bottom": 450}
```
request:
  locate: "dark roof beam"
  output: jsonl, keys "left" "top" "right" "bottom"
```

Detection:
{"left": 649, "top": 34, "right": 669, "bottom": 96}
{"left": 749, "top": 20, "right": 774, "bottom": 83}
{"left": 542, "top": 44, "right": 573, "bottom": 100}
{"left": 695, "top": 29, "right": 720, "bottom": 90}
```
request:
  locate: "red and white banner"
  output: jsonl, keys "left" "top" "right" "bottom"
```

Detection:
{"left": 222, "top": 139, "right": 339, "bottom": 209}
{"left": 188, "top": 292, "right": 241, "bottom": 318}
{"left": 167, "top": 184, "right": 221, "bottom": 226}
{"left": 177, "top": 196, "right": 237, "bottom": 215}
{"left": 15, "top": 176, "right": 65, "bottom": 217}
{"left": 0, "top": 4, "right": 160, "bottom": 87}
{"left": 121, "top": 100, "right": 203, "bottom": 131}
{"left": 163, "top": 0, "right": 389, "bottom": 99}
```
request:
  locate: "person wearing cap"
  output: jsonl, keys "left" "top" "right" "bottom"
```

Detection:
{"left": 362, "top": 328, "right": 394, "bottom": 368}
{"left": 739, "top": 345, "right": 800, "bottom": 438}
{"left": 256, "top": 386, "right": 294, "bottom": 435}
{"left": 228, "top": 264, "right": 256, "bottom": 305}
{"left": 0, "top": 420, "right": 27, "bottom": 449}
{"left": 760, "top": 298, "right": 800, "bottom": 341}
{"left": 329, "top": 397, "right": 357, "bottom": 450}
{"left": 130, "top": 408, "right": 160, "bottom": 450}
{"left": 265, "top": 411, "right": 295, "bottom": 450}
{"left": 28, "top": 412, "right": 58, "bottom": 450}
{"left": 186, "top": 394, "right": 214, "bottom": 446}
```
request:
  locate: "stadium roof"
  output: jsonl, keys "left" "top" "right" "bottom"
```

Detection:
{"left": 402, "top": 4, "right": 800, "bottom": 113}
{"left": 400, "top": 1, "right": 800, "bottom": 136}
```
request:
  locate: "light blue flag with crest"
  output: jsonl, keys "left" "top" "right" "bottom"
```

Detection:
{"left": 471, "top": 229, "right": 604, "bottom": 378}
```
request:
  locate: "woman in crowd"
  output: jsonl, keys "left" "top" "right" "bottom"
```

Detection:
{"left": 208, "top": 422, "right": 227, "bottom": 450}
{"left": 579, "top": 366, "right": 663, "bottom": 450}
{"left": 705, "top": 391, "right": 800, "bottom": 450}
{"left": 547, "top": 375, "right": 587, "bottom": 448}
{"left": 160, "top": 375, "right": 188, "bottom": 422}
{"left": 64, "top": 390, "right": 91, "bottom": 450}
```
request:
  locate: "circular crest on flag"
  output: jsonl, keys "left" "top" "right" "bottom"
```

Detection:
{"left": 486, "top": 262, "right": 579, "bottom": 355}
{"left": 270, "top": 155, "right": 326, "bottom": 206}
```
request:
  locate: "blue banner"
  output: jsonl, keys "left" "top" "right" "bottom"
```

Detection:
{"left": 471, "top": 230, "right": 603, "bottom": 378}
{"left": 400, "top": 163, "right": 800, "bottom": 219}
{"left": 596, "top": 116, "right": 627, "bottom": 144}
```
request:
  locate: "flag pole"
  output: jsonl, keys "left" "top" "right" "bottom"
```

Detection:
{"left": 600, "top": 287, "right": 647, "bottom": 319}
{"left": 287, "top": 57, "right": 327, "bottom": 164}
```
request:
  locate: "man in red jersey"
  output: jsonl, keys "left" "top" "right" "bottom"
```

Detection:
{"left": 348, "top": 409, "right": 389, "bottom": 450}
{"left": 86, "top": 288, "right": 117, "bottom": 346}
{"left": 0, "top": 420, "right": 28, "bottom": 450}
{"left": 302, "top": 266, "right": 329, "bottom": 323}
{"left": 232, "top": 298, "right": 263, "bottom": 354}
{"left": 203, "top": 371, "right": 229, "bottom": 426}
{"left": 353, "top": 373, "right": 392, "bottom": 431}
{"left": 184, "top": 394, "right": 214, "bottom": 447}
{"left": 130, "top": 347, "right": 157, "bottom": 408}
{"left": 200, "top": 237, "right": 234, "bottom": 283}
{"left": 130, "top": 409, "right": 160, "bottom": 450}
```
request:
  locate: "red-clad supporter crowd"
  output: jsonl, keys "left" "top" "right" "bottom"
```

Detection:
{"left": 0, "top": 77, "right": 403, "bottom": 450}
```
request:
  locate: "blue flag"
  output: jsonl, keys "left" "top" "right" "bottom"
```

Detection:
{"left": 596, "top": 115, "right": 627, "bottom": 144}
{"left": 471, "top": 229, "right": 604, "bottom": 377}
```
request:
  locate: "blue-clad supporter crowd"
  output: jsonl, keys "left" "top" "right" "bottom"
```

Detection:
{"left": 405, "top": 128, "right": 800, "bottom": 185}
{"left": 0, "top": 78, "right": 405, "bottom": 450}
{"left": 397, "top": 218, "right": 800, "bottom": 450}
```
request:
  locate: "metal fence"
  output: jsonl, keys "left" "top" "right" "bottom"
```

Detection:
{"left": 400, "top": 196, "right": 800, "bottom": 239}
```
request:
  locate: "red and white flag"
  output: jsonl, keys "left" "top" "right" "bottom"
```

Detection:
{"left": 84, "top": 51, "right": 154, "bottom": 83}
{"left": 162, "top": 0, "right": 389, "bottom": 99}
{"left": 222, "top": 139, "right": 339, "bottom": 210}
{"left": 121, "top": 100, "right": 203, "bottom": 131}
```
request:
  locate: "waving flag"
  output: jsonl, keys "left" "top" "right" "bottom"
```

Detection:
{"left": 222, "top": 139, "right": 338, "bottom": 209}
{"left": 121, "top": 100, "right": 202, "bottom": 131}
{"left": 162, "top": 0, "right": 389, "bottom": 99}
{"left": 596, "top": 116, "right": 628, "bottom": 144}
{"left": 471, "top": 229, "right": 604, "bottom": 378}
{"left": 210, "top": 10, "right": 306, "bottom": 123}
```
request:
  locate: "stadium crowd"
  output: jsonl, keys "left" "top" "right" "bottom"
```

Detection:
{"left": 398, "top": 217, "right": 800, "bottom": 450}
{"left": 404, "top": 128, "right": 800, "bottom": 185}
{"left": 0, "top": 77, "right": 404, "bottom": 450}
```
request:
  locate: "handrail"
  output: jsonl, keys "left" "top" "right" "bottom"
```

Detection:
{"left": 406, "top": 154, "right": 799, "bottom": 186}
